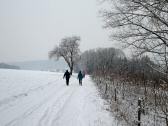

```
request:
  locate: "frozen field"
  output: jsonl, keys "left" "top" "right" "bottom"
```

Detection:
{"left": 0, "top": 69, "right": 116, "bottom": 126}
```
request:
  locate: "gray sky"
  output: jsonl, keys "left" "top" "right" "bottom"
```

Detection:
{"left": 0, "top": 0, "right": 115, "bottom": 62}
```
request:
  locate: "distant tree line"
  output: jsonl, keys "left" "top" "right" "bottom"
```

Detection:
{"left": 79, "top": 47, "right": 163, "bottom": 84}
{"left": 0, "top": 63, "right": 20, "bottom": 70}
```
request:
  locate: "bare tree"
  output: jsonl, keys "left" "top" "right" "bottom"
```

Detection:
{"left": 101, "top": 0, "right": 168, "bottom": 76}
{"left": 49, "top": 36, "right": 80, "bottom": 74}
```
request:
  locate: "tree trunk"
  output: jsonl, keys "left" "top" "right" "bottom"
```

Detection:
{"left": 70, "top": 66, "right": 73, "bottom": 75}
{"left": 114, "top": 88, "right": 117, "bottom": 101}
{"left": 138, "top": 99, "right": 141, "bottom": 126}
{"left": 166, "top": 116, "right": 168, "bottom": 126}
{"left": 105, "top": 82, "right": 108, "bottom": 94}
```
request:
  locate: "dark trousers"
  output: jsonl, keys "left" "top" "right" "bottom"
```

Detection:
{"left": 66, "top": 78, "right": 69, "bottom": 86}
{"left": 79, "top": 79, "right": 82, "bottom": 86}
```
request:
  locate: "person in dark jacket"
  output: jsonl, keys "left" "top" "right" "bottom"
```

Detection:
{"left": 63, "top": 70, "right": 71, "bottom": 86}
{"left": 78, "top": 71, "right": 83, "bottom": 86}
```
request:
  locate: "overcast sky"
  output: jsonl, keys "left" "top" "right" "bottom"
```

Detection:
{"left": 0, "top": 0, "right": 115, "bottom": 62}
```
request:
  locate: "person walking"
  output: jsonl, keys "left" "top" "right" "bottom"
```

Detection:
{"left": 63, "top": 70, "right": 71, "bottom": 86}
{"left": 78, "top": 71, "right": 83, "bottom": 86}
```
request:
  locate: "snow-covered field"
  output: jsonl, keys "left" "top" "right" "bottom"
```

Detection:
{"left": 0, "top": 69, "right": 116, "bottom": 126}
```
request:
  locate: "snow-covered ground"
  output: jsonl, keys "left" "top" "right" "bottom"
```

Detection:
{"left": 0, "top": 69, "right": 116, "bottom": 126}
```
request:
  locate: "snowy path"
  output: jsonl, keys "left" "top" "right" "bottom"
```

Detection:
{"left": 0, "top": 69, "right": 116, "bottom": 126}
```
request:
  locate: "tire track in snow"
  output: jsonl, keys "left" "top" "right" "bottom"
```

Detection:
{"left": 0, "top": 80, "right": 58, "bottom": 112}
{"left": 38, "top": 108, "right": 50, "bottom": 126}
{"left": 50, "top": 87, "right": 78, "bottom": 126}
{"left": 50, "top": 84, "right": 101, "bottom": 126}
{"left": 38, "top": 85, "right": 77, "bottom": 126}
{"left": 4, "top": 83, "right": 67, "bottom": 126}
{"left": 37, "top": 89, "right": 73, "bottom": 126}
